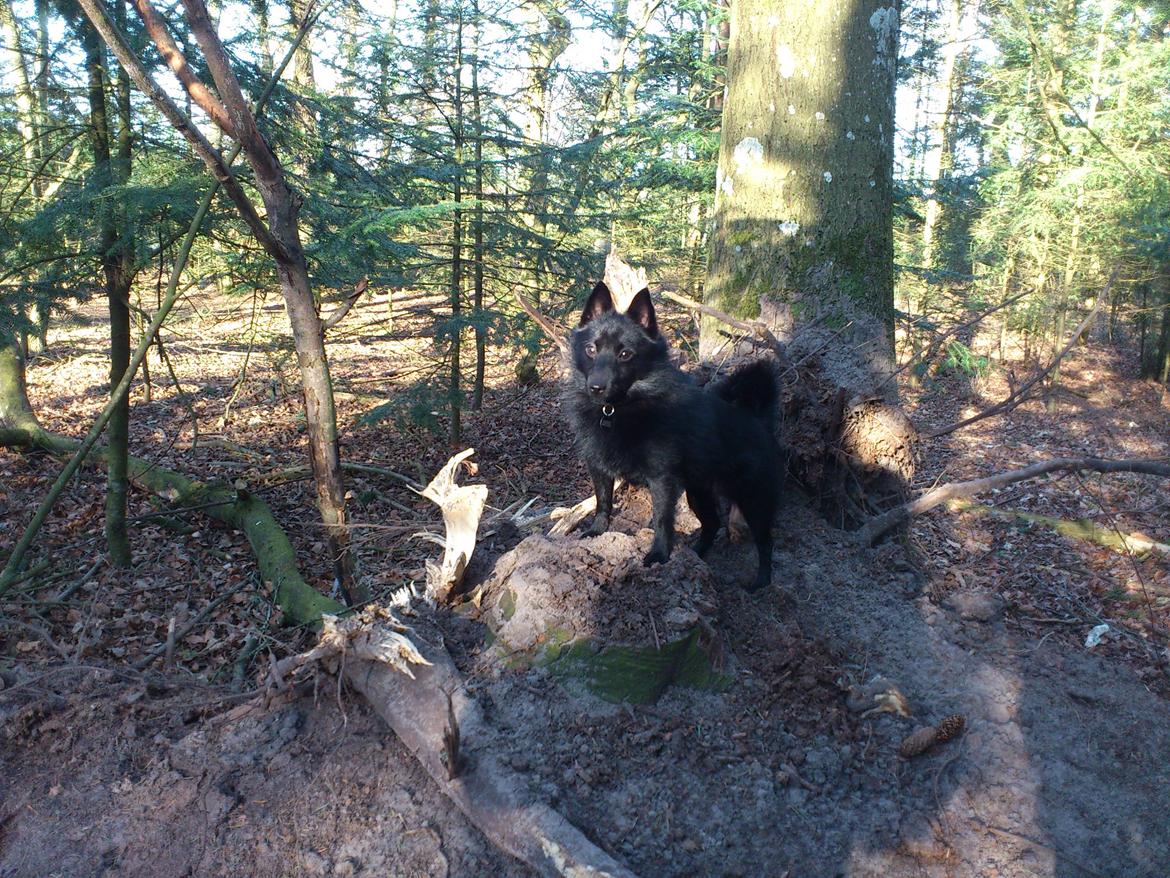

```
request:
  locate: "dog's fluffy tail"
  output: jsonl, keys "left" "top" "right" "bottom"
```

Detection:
{"left": 711, "top": 359, "right": 779, "bottom": 423}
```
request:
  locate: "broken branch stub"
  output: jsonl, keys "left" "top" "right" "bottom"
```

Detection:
{"left": 603, "top": 249, "right": 649, "bottom": 313}
{"left": 414, "top": 448, "right": 488, "bottom": 603}
{"left": 272, "top": 607, "right": 431, "bottom": 683}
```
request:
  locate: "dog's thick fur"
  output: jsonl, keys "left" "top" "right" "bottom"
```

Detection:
{"left": 564, "top": 282, "right": 782, "bottom": 591}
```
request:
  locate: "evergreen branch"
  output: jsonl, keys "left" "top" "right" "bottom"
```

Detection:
{"left": 75, "top": 0, "right": 288, "bottom": 262}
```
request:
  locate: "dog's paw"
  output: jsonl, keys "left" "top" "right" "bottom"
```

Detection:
{"left": 642, "top": 547, "right": 669, "bottom": 567}
{"left": 744, "top": 571, "right": 772, "bottom": 592}
{"left": 581, "top": 515, "right": 610, "bottom": 538}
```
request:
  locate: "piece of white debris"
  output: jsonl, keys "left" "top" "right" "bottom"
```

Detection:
{"left": 1085, "top": 623, "right": 1110, "bottom": 649}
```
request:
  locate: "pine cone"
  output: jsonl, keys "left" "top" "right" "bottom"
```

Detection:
{"left": 899, "top": 726, "right": 940, "bottom": 759}
{"left": 935, "top": 714, "right": 966, "bottom": 743}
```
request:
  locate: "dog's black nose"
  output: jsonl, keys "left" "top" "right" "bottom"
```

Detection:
{"left": 589, "top": 384, "right": 606, "bottom": 397}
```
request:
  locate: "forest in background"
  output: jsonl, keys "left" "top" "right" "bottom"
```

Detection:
{"left": 2, "top": 0, "right": 1167, "bottom": 399}
{"left": 0, "top": 0, "right": 1165, "bottom": 624}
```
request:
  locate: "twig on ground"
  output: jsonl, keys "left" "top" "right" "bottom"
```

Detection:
{"left": 55, "top": 555, "right": 105, "bottom": 602}
{"left": 0, "top": 617, "right": 71, "bottom": 658}
{"left": 133, "top": 587, "right": 242, "bottom": 670}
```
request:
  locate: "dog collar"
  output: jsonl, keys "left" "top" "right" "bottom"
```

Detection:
{"left": 600, "top": 404, "right": 615, "bottom": 429}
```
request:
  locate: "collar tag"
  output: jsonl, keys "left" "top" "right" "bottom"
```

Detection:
{"left": 599, "top": 404, "right": 615, "bottom": 429}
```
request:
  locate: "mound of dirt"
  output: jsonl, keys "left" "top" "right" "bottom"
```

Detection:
{"left": 475, "top": 531, "right": 725, "bottom": 703}
{"left": 480, "top": 532, "right": 718, "bottom": 653}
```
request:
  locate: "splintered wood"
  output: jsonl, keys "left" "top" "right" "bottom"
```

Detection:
{"left": 414, "top": 448, "right": 488, "bottom": 602}
{"left": 603, "top": 250, "right": 649, "bottom": 313}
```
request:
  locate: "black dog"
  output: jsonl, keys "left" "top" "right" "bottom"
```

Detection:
{"left": 564, "top": 282, "right": 782, "bottom": 591}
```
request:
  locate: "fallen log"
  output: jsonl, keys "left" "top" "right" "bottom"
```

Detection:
{"left": 948, "top": 499, "right": 1170, "bottom": 556}
{"left": 0, "top": 423, "right": 342, "bottom": 620}
{"left": 344, "top": 627, "right": 639, "bottom": 878}
{"left": 0, "top": 425, "right": 641, "bottom": 876}
{"left": 858, "top": 456, "right": 1170, "bottom": 546}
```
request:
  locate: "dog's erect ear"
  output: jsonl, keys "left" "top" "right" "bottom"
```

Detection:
{"left": 579, "top": 282, "right": 615, "bottom": 325}
{"left": 626, "top": 288, "right": 658, "bottom": 337}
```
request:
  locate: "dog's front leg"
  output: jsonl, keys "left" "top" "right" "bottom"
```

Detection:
{"left": 644, "top": 477, "right": 682, "bottom": 566}
{"left": 581, "top": 466, "right": 614, "bottom": 537}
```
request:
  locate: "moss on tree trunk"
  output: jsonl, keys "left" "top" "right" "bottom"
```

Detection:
{"left": 702, "top": 0, "right": 898, "bottom": 357}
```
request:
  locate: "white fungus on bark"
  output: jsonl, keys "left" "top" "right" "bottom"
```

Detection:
{"left": 869, "top": 5, "right": 898, "bottom": 73}
{"left": 733, "top": 136, "right": 765, "bottom": 174}
{"left": 776, "top": 43, "right": 797, "bottom": 79}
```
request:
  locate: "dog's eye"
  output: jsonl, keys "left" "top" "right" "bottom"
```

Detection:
{"left": 618, "top": 349, "right": 633, "bottom": 361}
{"left": 584, "top": 342, "right": 597, "bottom": 358}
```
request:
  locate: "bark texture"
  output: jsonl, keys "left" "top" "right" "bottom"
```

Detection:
{"left": 702, "top": 0, "right": 899, "bottom": 358}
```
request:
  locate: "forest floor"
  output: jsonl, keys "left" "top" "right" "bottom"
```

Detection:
{"left": 2, "top": 288, "right": 1169, "bottom": 877}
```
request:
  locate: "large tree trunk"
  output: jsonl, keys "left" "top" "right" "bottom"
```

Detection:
{"left": 697, "top": 0, "right": 909, "bottom": 524}
{"left": 0, "top": 334, "right": 39, "bottom": 435}
{"left": 701, "top": 0, "right": 899, "bottom": 360}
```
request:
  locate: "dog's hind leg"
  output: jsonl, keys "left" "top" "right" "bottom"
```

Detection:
{"left": 582, "top": 467, "right": 615, "bottom": 537}
{"left": 644, "top": 477, "right": 683, "bottom": 566}
{"left": 738, "top": 494, "right": 776, "bottom": 592}
{"left": 685, "top": 485, "right": 720, "bottom": 557}
{"left": 746, "top": 523, "right": 774, "bottom": 591}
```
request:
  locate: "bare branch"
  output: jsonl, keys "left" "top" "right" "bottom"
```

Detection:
{"left": 923, "top": 265, "right": 1119, "bottom": 439}
{"left": 76, "top": 0, "right": 288, "bottom": 261}
{"left": 513, "top": 287, "right": 570, "bottom": 355}
{"left": 881, "top": 289, "right": 1033, "bottom": 390}
{"left": 129, "top": 0, "right": 237, "bottom": 138}
{"left": 321, "top": 277, "right": 370, "bottom": 332}
{"left": 657, "top": 287, "right": 793, "bottom": 364}
{"left": 180, "top": 0, "right": 290, "bottom": 188}
{"left": 859, "top": 456, "right": 1170, "bottom": 546}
